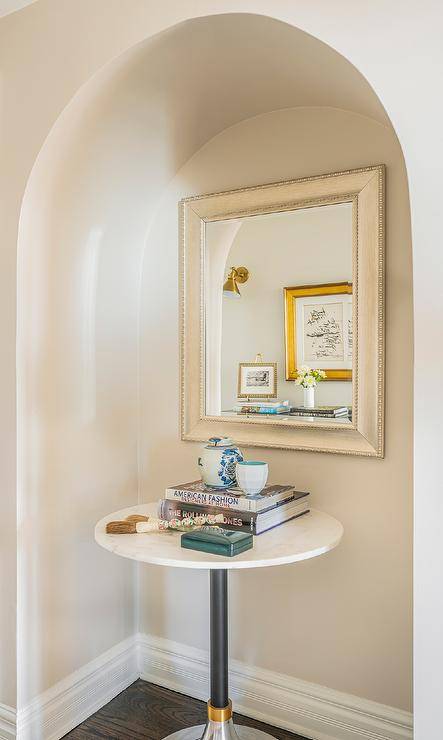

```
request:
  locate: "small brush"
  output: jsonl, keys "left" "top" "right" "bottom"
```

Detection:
{"left": 106, "top": 517, "right": 169, "bottom": 534}
{"left": 106, "top": 520, "right": 137, "bottom": 534}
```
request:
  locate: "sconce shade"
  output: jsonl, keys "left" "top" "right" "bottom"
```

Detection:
{"left": 223, "top": 271, "right": 241, "bottom": 297}
{"left": 223, "top": 266, "right": 249, "bottom": 298}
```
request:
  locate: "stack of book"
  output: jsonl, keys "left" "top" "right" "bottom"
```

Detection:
{"left": 158, "top": 480, "right": 310, "bottom": 535}
{"left": 233, "top": 400, "right": 290, "bottom": 415}
{"left": 289, "top": 405, "right": 350, "bottom": 419}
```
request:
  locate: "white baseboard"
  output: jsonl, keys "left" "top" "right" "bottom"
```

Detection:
{"left": 9, "top": 632, "right": 413, "bottom": 740}
{"left": 17, "top": 635, "right": 138, "bottom": 740}
{"left": 138, "top": 634, "right": 413, "bottom": 740}
{"left": 0, "top": 703, "right": 16, "bottom": 740}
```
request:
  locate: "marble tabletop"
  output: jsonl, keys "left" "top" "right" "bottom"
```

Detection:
{"left": 95, "top": 502, "right": 343, "bottom": 570}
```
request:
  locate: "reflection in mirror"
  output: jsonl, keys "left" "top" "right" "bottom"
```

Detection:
{"left": 205, "top": 202, "right": 354, "bottom": 424}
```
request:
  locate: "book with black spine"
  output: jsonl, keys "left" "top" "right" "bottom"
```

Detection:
{"left": 158, "top": 493, "right": 310, "bottom": 535}
{"left": 290, "top": 405, "right": 349, "bottom": 417}
{"left": 165, "top": 480, "right": 296, "bottom": 512}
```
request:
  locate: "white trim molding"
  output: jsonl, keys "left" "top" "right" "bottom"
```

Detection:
{"left": 0, "top": 703, "right": 16, "bottom": 740}
{"left": 10, "top": 633, "right": 412, "bottom": 740}
{"left": 138, "top": 634, "right": 412, "bottom": 740}
{"left": 17, "top": 635, "right": 138, "bottom": 740}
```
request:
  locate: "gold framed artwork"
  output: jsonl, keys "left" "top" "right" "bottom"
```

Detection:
{"left": 284, "top": 282, "right": 353, "bottom": 381}
{"left": 237, "top": 362, "right": 277, "bottom": 398}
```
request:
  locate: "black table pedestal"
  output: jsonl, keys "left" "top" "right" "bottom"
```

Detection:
{"left": 163, "top": 570, "right": 275, "bottom": 740}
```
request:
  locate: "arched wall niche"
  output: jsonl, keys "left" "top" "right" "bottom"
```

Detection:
{"left": 16, "top": 9, "right": 412, "bottom": 723}
{"left": 139, "top": 105, "right": 412, "bottom": 710}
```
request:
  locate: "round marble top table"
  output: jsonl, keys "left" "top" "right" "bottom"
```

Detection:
{"left": 95, "top": 502, "right": 343, "bottom": 740}
{"left": 95, "top": 502, "right": 342, "bottom": 570}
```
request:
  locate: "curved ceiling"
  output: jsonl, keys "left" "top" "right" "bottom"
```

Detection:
{"left": 100, "top": 12, "right": 390, "bottom": 156}
{"left": 23, "top": 12, "right": 390, "bottom": 234}
{"left": 28, "top": 13, "right": 390, "bottom": 193}
{"left": 19, "top": 13, "right": 393, "bottom": 298}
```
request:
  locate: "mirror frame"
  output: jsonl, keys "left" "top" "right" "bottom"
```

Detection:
{"left": 180, "top": 165, "right": 385, "bottom": 457}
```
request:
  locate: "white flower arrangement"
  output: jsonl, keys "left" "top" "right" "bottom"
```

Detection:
{"left": 295, "top": 365, "right": 327, "bottom": 388}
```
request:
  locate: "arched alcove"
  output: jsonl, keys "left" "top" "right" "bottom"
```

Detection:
{"left": 17, "top": 10, "right": 412, "bottom": 725}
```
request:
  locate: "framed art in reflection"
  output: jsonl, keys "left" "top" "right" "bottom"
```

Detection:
{"left": 284, "top": 282, "right": 352, "bottom": 381}
{"left": 237, "top": 361, "right": 277, "bottom": 398}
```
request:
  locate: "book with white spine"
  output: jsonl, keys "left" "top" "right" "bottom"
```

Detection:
{"left": 235, "top": 399, "right": 289, "bottom": 408}
{"left": 164, "top": 480, "right": 297, "bottom": 513}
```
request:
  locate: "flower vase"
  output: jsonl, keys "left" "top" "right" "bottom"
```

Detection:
{"left": 303, "top": 386, "right": 315, "bottom": 408}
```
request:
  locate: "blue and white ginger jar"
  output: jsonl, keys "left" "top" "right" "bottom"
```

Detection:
{"left": 198, "top": 437, "right": 243, "bottom": 488}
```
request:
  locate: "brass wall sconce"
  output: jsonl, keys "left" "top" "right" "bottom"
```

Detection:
{"left": 223, "top": 266, "right": 249, "bottom": 298}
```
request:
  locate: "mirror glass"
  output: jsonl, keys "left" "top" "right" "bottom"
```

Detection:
{"left": 204, "top": 202, "right": 354, "bottom": 424}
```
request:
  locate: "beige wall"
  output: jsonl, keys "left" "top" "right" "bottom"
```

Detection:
{"left": 139, "top": 106, "right": 412, "bottom": 710}
{"left": 218, "top": 204, "right": 353, "bottom": 411}
{"left": 4, "top": 1, "right": 442, "bottom": 734}
{"left": 16, "top": 56, "right": 147, "bottom": 708}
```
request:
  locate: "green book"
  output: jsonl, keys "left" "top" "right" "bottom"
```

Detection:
{"left": 181, "top": 527, "right": 253, "bottom": 557}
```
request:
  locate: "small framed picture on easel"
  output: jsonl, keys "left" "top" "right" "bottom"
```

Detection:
{"left": 237, "top": 355, "right": 277, "bottom": 399}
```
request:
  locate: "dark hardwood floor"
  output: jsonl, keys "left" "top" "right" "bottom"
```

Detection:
{"left": 63, "top": 680, "right": 309, "bottom": 740}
